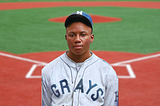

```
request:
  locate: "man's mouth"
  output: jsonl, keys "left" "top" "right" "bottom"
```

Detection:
{"left": 74, "top": 45, "right": 83, "bottom": 49}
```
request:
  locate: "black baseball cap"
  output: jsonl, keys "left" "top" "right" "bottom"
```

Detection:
{"left": 65, "top": 11, "right": 93, "bottom": 31}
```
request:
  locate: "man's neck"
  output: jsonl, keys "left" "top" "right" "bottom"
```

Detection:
{"left": 67, "top": 51, "right": 92, "bottom": 63}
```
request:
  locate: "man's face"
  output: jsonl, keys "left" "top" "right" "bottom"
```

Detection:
{"left": 65, "top": 22, "right": 94, "bottom": 56}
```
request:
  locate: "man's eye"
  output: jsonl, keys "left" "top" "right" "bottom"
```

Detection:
{"left": 69, "top": 34, "right": 75, "bottom": 37}
{"left": 81, "top": 34, "right": 86, "bottom": 36}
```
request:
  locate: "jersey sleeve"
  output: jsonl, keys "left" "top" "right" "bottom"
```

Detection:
{"left": 103, "top": 67, "right": 119, "bottom": 106}
{"left": 42, "top": 69, "right": 52, "bottom": 106}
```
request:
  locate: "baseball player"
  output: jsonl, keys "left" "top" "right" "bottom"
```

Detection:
{"left": 42, "top": 11, "right": 119, "bottom": 106}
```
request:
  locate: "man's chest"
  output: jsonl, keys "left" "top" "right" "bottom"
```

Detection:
{"left": 49, "top": 67, "right": 106, "bottom": 102}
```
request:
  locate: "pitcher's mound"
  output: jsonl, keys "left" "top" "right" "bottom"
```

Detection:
{"left": 49, "top": 15, "right": 122, "bottom": 23}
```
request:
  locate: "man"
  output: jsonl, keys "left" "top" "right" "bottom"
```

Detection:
{"left": 42, "top": 11, "right": 119, "bottom": 106}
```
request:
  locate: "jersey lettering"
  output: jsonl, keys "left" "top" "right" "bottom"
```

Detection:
{"left": 51, "top": 79, "right": 104, "bottom": 101}
{"left": 51, "top": 84, "right": 60, "bottom": 97}
{"left": 91, "top": 88, "right": 103, "bottom": 101}
{"left": 115, "top": 91, "right": 119, "bottom": 102}
{"left": 86, "top": 80, "right": 97, "bottom": 94}
{"left": 60, "top": 79, "right": 70, "bottom": 94}
{"left": 74, "top": 78, "right": 84, "bottom": 93}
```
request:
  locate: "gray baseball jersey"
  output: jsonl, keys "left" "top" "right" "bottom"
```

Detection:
{"left": 42, "top": 52, "right": 119, "bottom": 106}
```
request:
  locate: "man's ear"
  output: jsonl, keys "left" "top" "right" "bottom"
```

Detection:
{"left": 65, "top": 34, "right": 67, "bottom": 40}
{"left": 90, "top": 34, "right": 94, "bottom": 43}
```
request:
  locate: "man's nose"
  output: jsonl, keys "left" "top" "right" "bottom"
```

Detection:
{"left": 74, "top": 35, "right": 81, "bottom": 43}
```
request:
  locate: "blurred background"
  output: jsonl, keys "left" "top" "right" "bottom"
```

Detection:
{"left": 0, "top": 0, "right": 160, "bottom": 106}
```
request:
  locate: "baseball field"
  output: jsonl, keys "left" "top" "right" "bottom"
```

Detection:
{"left": 0, "top": 0, "right": 160, "bottom": 105}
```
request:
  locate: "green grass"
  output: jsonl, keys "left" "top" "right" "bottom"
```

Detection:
{"left": 91, "top": 7, "right": 160, "bottom": 54}
{"left": 0, "top": 4, "right": 160, "bottom": 54}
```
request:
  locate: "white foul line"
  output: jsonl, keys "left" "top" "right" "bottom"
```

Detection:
{"left": 112, "top": 53, "right": 160, "bottom": 65}
{"left": 0, "top": 52, "right": 47, "bottom": 65}
{"left": 26, "top": 64, "right": 43, "bottom": 78}
{"left": 1, "top": 52, "right": 159, "bottom": 66}
{"left": 111, "top": 53, "right": 160, "bottom": 79}
{"left": 1, "top": 52, "right": 160, "bottom": 79}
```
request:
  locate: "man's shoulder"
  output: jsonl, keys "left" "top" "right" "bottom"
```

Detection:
{"left": 94, "top": 55, "right": 117, "bottom": 74}
{"left": 96, "top": 57, "right": 118, "bottom": 82}
{"left": 42, "top": 53, "right": 65, "bottom": 73}
{"left": 93, "top": 54, "right": 111, "bottom": 67}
